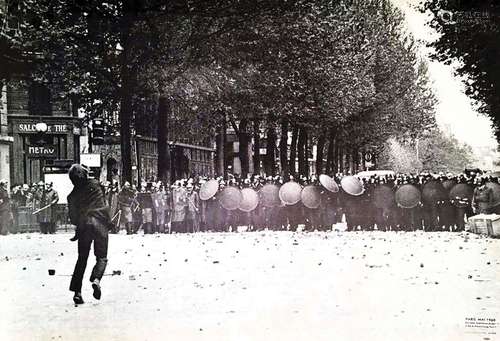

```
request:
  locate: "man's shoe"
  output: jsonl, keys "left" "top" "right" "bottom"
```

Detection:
{"left": 92, "top": 280, "right": 102, "bottom": 300}
{"left": 73, "top": 293, "right": 84, "bottom": 305}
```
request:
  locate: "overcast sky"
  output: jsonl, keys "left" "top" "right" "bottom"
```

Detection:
{"left": 391, "top": 0, "right": 497, "bottom": 149}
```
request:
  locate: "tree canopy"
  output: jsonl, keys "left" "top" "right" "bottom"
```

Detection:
{"left": 420, "top": 0, "right": 500, "bottom": 143}
{"left": 4, "top": 0, "right": 441, "bottom": 180}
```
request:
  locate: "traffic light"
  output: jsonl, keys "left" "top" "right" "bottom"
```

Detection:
{"left": 92, "top": 119, "right": 104, "bottom": 145}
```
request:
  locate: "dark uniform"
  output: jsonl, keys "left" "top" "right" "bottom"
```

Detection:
{"left": 185, "top": 188, "right": 200, "bottom": 233}
{"left": 472, "top": 185, "right": 494, "bottom": 214}
{"left": 422, "top": 185, "right": 439, "bottom": 232}
{"left": 118, "top": 186, "right": 136, "bottom": 234}
{"left": 204, "top": 195, "right": 220, "bottom": 232}
{"left": 343, "top": 190, "right": 361, "bottom": 231}
{"left": 321, "top": 191, "right": 338, "bottom": 230}
{"left": 107, "top": 184, "right": 120, "bottom": 233}
{"left": 45, "top": 186, "right": 59, "bottom": 234}
{"left": 360, "top": 181, "right": 376, "bottom": 231}
{"left": 138, "top": 191, "right": 154, "bottom": 234}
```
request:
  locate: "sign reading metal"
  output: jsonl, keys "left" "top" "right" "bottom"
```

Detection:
{"left": 27, "top": 145, "right": 57, "bottom": 158}
{"left": 17, "top": 123, "right": 70, "bottom": 134}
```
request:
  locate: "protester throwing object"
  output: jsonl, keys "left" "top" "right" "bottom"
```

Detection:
{"left": 67, "top": 164, "right": 112, "bottom": 305}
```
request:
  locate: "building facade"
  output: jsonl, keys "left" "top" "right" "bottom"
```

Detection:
{"left": 0, "top": 85, "right": 13, "bottom": 187}
{"left": 89, "top": 135, "right": 215, "bottom": 185}
{"left": 5, "top": 80, "right": 81, "bottom": 185}
{"left": 136, "top": 136, "right": 215, "bottom": 182}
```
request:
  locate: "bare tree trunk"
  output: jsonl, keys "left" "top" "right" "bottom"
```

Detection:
{"left": 279, "top": 119, "right": 289, "bottom": 178}
{"left": 333, "top": 137, "right": 339, "bottom": 175}
{"left": 265, "top": 123, "right": 277, "bottom": 175}
{"left": 353, "top": 148, "right": 360, "bottom": 173}
{"left": 238, "top": 118, "right": 249, "bottom": 178}
{"left": 338, "top": 145, "right": 344, "bottom": 174}
{"left": 223, "top": 121, "right": 230, "bottom": 177}
{"left": 216, "top": 115, "right": 226, "bottom": 177}
{"left": 325, "top": 130, "right": 334, "bottom": 175}
{"left": 316, "top": 134, "right": 326, "bottom": 175}
{"left": 347, "top": 150, "right": 354, "bottom": 174}
{"left": 119, "top": 81, "right": 133, "bottom": 183}
{"left": 119, "top": 0, "right": 144, "bottom": 184}
{"left": 253, "top": 118, "right": 261, "bottom": 175}
{"left": 304, "top": 129, "right": 310, "bottom": 176}
{"left": 297, "top": 127, "right": 307, "bottom": 177}
{"left": 157, "top": 95, "right": 170, "bottom": 184}
{"left": 119, "top": 27, "right": 133, "bottom": 183}
{"left": 289, "top": 124, "right": 299, "bottom": 177}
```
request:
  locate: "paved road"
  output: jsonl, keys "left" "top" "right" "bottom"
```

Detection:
{"left": 0, "top": 231, "right": 499, "bottom": 341}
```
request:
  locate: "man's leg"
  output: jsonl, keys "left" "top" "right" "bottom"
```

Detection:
{"left": 126, "top": 222, "right": 134, "bottom": 235}
{"left": 90, "top": 223, "right": 109, "bottom": 283}
{"left": 456, "top": 207, "right": 466, "bottom": 231}
{"left": 185, "top": 219, "right": 192, "bottom": 233}
{"left": 69, "top": 230, "right": 92, "bottom": 294}
{"left": 0, "top": 217, "right": 7, "bottom": 235}
{"left": 50, "top": 222, "right": 57, "bottom": 234}
{"left": 90, "top": 222, "right": 109, "bottom": 299}
{"left": 194, "top": 216, "right": 200, "bottom": 233}
{"left": 423, "top": 205, "right": 432, "bottom": 231}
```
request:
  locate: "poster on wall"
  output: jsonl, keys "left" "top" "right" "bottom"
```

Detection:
{"left": 44, "top": 173, "right": 74, "bottom": 204}
{"left": 80, "top": 153, "right": 101, "bottom": 167}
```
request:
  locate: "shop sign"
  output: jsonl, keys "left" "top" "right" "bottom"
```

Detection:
{"left": 17, "top": 123, "right": 70, "bottom": 134}
{"left": 27, "top": 145, "right": 57, "bottom": 158}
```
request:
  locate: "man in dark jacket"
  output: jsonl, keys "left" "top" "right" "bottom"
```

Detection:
{"left": 67, "top": 164, "right": 111, "bottom": 305}
{"left": 472, "top": 177, "right": 494, "bottom": 214}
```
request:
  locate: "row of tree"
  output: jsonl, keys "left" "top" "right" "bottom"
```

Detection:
{"left": 2, "top": 0, "right": 455, "bottom": 182}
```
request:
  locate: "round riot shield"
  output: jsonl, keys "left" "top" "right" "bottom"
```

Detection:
{"left": 279, "top": 181, "right": 302, "bottom": 205}
{"left": 301, "top": 185, "right": 321, "bottom": 209}
{"left": 239, "top": 188, "right": 259, "bottom": 212}
{"left": 395, "top": 184, "right": 421, "bottom": 208}
{"left": 199, "top": 179, "right": 219, "bottom": 201}
{"left": 449, "top": 183, "right": 473, "bottom": 208}
{"left": 319, "top": 174, "right": 339, "bottom": 193}
{"left": 340, "top": 176, "right": 364, "bottom": 196}
{"left": 219, "top": 186, "right": 242, "bottom": 211}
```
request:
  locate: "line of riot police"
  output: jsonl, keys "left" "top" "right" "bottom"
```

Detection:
{"left": 100, "top": 171, "right": 500, "bottom": 234}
